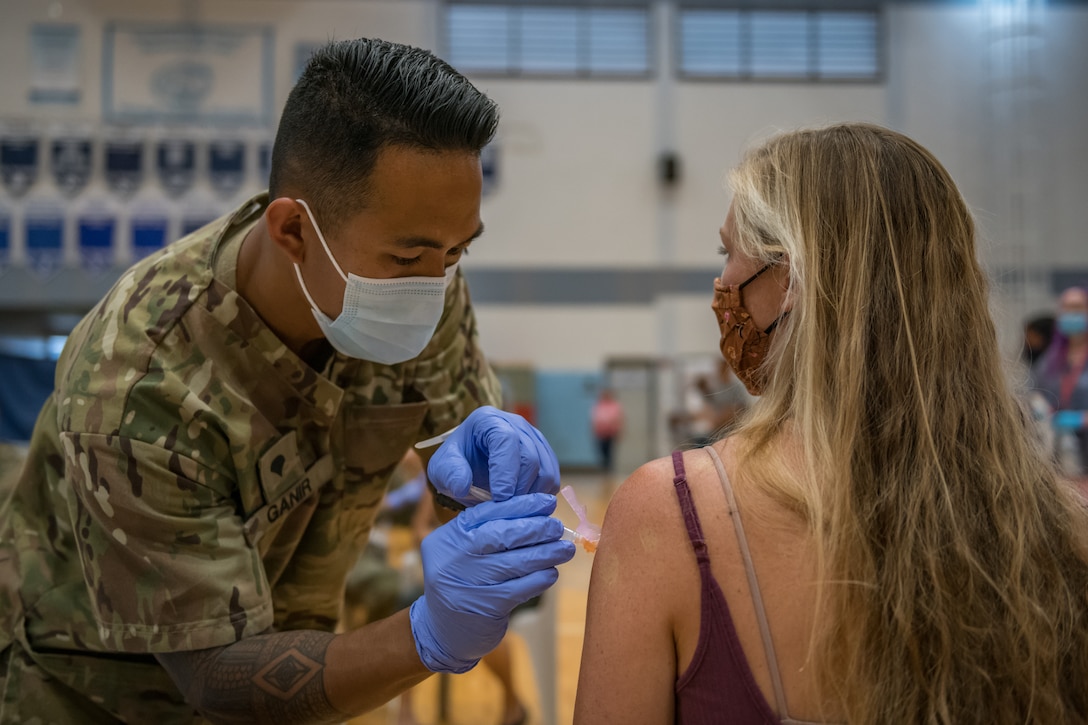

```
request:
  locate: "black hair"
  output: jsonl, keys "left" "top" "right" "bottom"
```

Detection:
{"left": 1024, "top": 314, "right": 1055, "bottom": 341}
{"left": 1022, "top": 313, "right": 1056, "bottom": 366}
{"left": 268, "top": 38, "right": 499, "bottom": 230}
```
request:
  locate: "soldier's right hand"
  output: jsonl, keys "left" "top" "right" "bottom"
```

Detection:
{"left": 407, "top": 493, "right": 575, "bottom": 673}
{"left": 427, "top": 405, "right": 560, "bottom": 506}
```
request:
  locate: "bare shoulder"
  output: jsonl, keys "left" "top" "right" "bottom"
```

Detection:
{"left": 597, "top": 453, "right": 704, "bottom": 571}
{"left": 578, "top": 455, "right": 697, "bottom": 722}
{"left": 606, "top": 445, "right": 729, "bottom": 511}
{"left": 602, "top": 457, "right": 683, "bottom": 536}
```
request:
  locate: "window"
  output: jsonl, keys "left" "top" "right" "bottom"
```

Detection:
{"left": 679, "top": 10, "right": 742, "bottom": 76}
{"left": 677, "top": 7, "right": 880, "bottom": 81}
{"left": 447, "top": 5, "right": 512, "bottom": 72}
{"left": 445, "top": 3, "right": 652, "bottom": 78}
{"left": 816, "top": 12, "right": 880, "bottom": 79}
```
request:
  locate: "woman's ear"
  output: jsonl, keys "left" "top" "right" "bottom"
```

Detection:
{"left": 265, "top": 198, "right": 307, "bottom": 264}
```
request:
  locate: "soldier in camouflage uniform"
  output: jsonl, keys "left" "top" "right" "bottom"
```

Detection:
{"left": 0, "top": 38, "right": 572, "bottom": 724}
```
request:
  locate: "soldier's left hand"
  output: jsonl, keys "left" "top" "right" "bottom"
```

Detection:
{"left": 427, "top": 406, "right": 560, "bottom": 505}
{"left": 408, "top": 492, "right": 573, "bottom": 673}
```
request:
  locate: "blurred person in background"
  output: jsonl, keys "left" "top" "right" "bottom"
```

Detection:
{"left": 590, "top": 388, "right": 624, "bottom": 477}
{"left": 575, "top": 123, "right": 1088, "bottom": 724}
{"left": 1022, "top": 313, "right": 1056, "bottom": 371}
{"left": 669, "top": 361, "right": 753, "bottom": 448}
{"left": 0, "top": 37, "right": 572, "bottom": 724}
{"left": 1031, "top": 286, "right": 1088, "bottom": 480}
{"left": 694, "top": 360, "right": 753, "bottom": 440}
{"left": 1020, "top": 314, "right": 1057, "bottom": 457}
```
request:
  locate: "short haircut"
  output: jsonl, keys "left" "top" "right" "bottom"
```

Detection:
{"left": 269, "top": 38, "right": 499, "bottom": 231}
{"left": 1024, "top": 314, "right": 1055, "bottom": 339}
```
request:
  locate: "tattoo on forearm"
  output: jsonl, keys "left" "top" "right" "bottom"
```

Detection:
{"left": 254, "top": 648, "right": 322, "bottom": 699}
{"left": 172, "top": 630, "right": 344, "bottom": 724}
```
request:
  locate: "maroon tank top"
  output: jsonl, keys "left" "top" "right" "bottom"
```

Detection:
{"left": 672, "top": 448, "right": 824, "bottom": 725}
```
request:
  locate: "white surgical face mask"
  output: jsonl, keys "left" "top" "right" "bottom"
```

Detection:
{"left": 293, "top": 198, "right": 456, "bottom": 364}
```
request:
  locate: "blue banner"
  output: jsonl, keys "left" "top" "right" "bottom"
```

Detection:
{"left": 24, "top": 202, "right": 65, "bottom": 278}
{"left": 157, "top": 138, "right": 196, "bottom": 197}
{"left": 208, "top": 139, "right": 246, "bottom": 197}
{"left": 1, "top": 135, "right": 40, "bottom": 198}
{"left": 51, "top": 136, "right": 93, "bottom": 197}
{"left": 77, "top": 206, "right": 117, "bottom": 273}
{"left": 104, "top": 139, "right": 144, "bottom": 197}
{"left": 131, "top": 209, "right": 171, "bottom": 259}
{"left": 0, "top": 206, "right": 10, "bottom": 272}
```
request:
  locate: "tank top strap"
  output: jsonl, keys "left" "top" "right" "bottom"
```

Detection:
{"left": 704, "top": 445, "right": 792, "bottom": 720}
{"left": 671, "top": 450, "right": 710, "bottom": 566}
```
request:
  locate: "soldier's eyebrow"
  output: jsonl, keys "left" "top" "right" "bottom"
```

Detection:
{"left": 393, "top": 223, "right": 485, "bottom": 250}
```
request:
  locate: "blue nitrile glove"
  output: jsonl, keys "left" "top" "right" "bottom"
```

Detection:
{"left": 408, "top": 493, "right": 575, "bottom": 674}
{"left": 1053, "top": 410, "right": 1086, "bottom": 432}
{"left": 428, "top": 406, "right": 560, "bottom": 505}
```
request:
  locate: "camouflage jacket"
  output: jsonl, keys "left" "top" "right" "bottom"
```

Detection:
{"left": 0, "top": 193, "right": 501, "bottom": 719}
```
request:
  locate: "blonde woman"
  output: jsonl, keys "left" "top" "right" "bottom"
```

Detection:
{"left": 574, "top": 123, "right": 1088, "bottom": 724}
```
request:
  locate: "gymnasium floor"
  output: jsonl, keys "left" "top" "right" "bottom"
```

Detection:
{"left": 349, "top": 472, "right": 615, "bottom": 725}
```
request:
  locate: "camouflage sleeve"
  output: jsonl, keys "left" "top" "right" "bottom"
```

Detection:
{"left": 62, "top": 431, "right": 272, "bottom": 653}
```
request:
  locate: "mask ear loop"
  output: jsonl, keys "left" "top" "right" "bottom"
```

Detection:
{"left": 738, "top": 262, "right": 773, "bottom": 290}
{"left": 764, "top": 310, "right": 789, "bottom": 334}
{"left": 738, "top": 259, "right": 791, "bottom": 334}
{"left": 292, "top": 199, "right": 349, "bottom": 317}
{"left": 295, "top": 199, "right": 349, "bottom": 283}
{"left": 292, "top": 263, "right": 325, "bottom": 316}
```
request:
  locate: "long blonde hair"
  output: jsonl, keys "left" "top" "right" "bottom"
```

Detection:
{"left": 728, "top": 123, "right": 1088, "bottom": 723}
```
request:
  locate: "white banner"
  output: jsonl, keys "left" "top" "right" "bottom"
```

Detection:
{"left": 103, "top": 23, "right": 274, "bottom": 126}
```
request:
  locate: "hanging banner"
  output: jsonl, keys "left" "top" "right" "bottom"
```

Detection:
{"left": 29, "top": 24, "right": 82, "bottom": 105}
{"left": 157, "top": 138, "right": 196, "bottom": 197}
{"left": 1, "top": 134, "right": 40, "bottom": 198}
{"left": 208, "top": 139, "right": 246, "bottom": 197}
{"left": 0, "top": 206, "right": 11, "bottom": 273}
{"left": 104, "top": 139, "right": 144, "bottom": 198}
{"left": 103, "top": 23, "right": 273, "bottom": 126}
{"left": 24, "top": 201, "right": 65, "bottom": 278}
{"left": 51, "top": 136, "right": 93, "bottom": 197}
{"left": 130, "top": 205, "right": 171, "bottom": 259}
{"left": 77, "top": 203, "right": 117, "bottom": 274}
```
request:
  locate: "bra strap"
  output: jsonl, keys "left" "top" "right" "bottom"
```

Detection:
{"left": 704, "top": 445, "right": 791, "bottom": 718}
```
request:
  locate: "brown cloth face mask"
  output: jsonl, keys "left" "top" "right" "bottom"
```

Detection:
{"left": 711, "top": 263, "right": 788, "bottom": 396}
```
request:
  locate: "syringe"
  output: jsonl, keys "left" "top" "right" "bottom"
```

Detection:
{"left": 414, "top": 427, "right": 600, "bottom": 552}
{"left": 446, "top": 484, "right": 597, "bottom": 551}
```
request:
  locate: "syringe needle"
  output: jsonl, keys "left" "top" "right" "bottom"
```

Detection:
{"left": 415, "top": 426, "right": 459, "bottom": 449}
